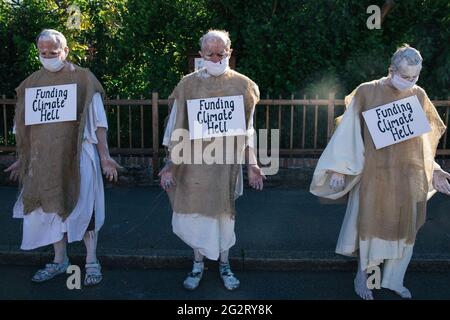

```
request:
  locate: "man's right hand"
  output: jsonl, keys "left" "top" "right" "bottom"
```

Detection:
{"left": 329, "top": 172, "right": 345, "bottom": 191}
{"left": 4, "top": 160, "right": 19, "bottom": 181}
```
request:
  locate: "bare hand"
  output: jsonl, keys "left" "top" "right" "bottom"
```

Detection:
{"left": 329, "top": 172, "right": 345, "bottom": 191}
{"left": 100, "top": 157, "right": 120, "bottom": 182}
{"left": 248, "top": 164, "right": 266, "bottom": 190}
{"left": 158, "top": 164, "right": 176, "bottom": 191}
{"left": 433, "top": 170, "right": 450, "bottom": 195}
{"left": 4, "top": 160, "right": 19, "bottom": 181}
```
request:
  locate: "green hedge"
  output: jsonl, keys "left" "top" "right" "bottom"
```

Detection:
{"left": 1, "top": 0, "right": 449, "bottom": 99}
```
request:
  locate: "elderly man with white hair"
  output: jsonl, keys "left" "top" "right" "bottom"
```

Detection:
{"left": 159, "top": 29, "right": 265, "bottom": 291}
{"left": 310, "top": 44, "right": 450, "bottom": 300}
{"left": 4, "top": 29, "right": 120, "bottom": 286}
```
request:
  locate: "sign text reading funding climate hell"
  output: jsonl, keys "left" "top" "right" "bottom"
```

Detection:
{"left": 25, "top": 84, "right": 77, "bottom": 126}
{"left": 362, "top": 95, "right": 431, "bottom": 149}
{"left": 187, "top": 95, "right": 246, "bottom": 140}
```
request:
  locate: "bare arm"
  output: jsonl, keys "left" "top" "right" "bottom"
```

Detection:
{"left": 95, "top": 127, "right": 120, "bottom": 182}
{"left": 245, "top": 146, "right": 266, "bottom": 190}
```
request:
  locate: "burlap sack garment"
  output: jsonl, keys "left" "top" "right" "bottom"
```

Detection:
{"left": 15, "top": 65, "right": 104, "bottom": 220}
{"left": 351, "top": 78, "right": 445, "bottom": 244}
{"left": 167, "top": 69, "right": 259, "bottom": 218}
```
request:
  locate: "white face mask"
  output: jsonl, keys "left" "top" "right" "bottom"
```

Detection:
{"left": 391, "top": 73, "right": 418, "bottom": 91}
{"left": 203, "top": 56, "right": 229, "bottom": 77}
{"left": 39, "top": 55, "right": 65, "bottom": 72}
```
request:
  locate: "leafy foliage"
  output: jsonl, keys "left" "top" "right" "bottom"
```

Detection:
{"left": 1, "top": 0, "right": 449, "bottom": 98}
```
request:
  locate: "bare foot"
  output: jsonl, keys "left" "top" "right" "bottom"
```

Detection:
{"left": 393, "top": 286, "right": 412, "bottom": 299}
{"left": 354, "top": 267, "right": 374, "bottom": 300}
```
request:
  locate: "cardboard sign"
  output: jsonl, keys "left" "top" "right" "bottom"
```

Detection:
{"left": 362, "top": 95, "right": 431, "bottom": 149}
{"left": 25, "top": 84, "right": 77, "bottom": 125}
{"left": 187, "top": 95, "right": 246, "bottom": 140}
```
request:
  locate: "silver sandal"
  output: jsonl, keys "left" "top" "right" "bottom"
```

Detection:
{"left": 84, "top": 261, "right": 103, "bottom": 286}
{"left": 31, "top": 258, "right": 70, "bottom": 283}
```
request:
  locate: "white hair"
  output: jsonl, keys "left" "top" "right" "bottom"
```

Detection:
{"left": 199, "top": 30, "right": 231, "bottom": 51}
{"left": 36, "top": 29, "right": 67, "bottom": 50}
{"left": 390, "top": 44, "right": 422, "bottom": 74}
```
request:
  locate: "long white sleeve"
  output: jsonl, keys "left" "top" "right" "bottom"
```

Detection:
{"left": 310, "top": 98, "right": 365, "bottom": 199}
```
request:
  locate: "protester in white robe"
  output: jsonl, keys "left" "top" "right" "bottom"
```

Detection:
{"left": 159, "top": 30, "right": 265, "bottom": 291}
{"left": 4, "top": 29, "right": 120, "bottom": 286}
{"left": 310, "top": 44, "right": 450, "bottom": 300}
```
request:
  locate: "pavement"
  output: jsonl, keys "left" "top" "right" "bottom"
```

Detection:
{"left": 1, "top": 265, "right": 450, "bottom": 300}
{"left": 1, "top": 184, "right": 450, "bottom": 272}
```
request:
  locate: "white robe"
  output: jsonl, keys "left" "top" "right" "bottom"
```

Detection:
{"left": 13, "top": 93, "right": 108, "bottom": 250}
{"left": 163, "top": 98, "right": 255, "bottom": 260}
{"left": 310, "top": 93, "right": 438, "bottom": 271}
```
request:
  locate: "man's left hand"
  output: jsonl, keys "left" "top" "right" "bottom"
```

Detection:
{"left": 248, "top": 164, "right": 266, "bottom": 191}
{"left": 432, "top": 169, "right": 450, "bottom": 195}
{"left": 101, "top": 157, "right": 120, "bottom": 182}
